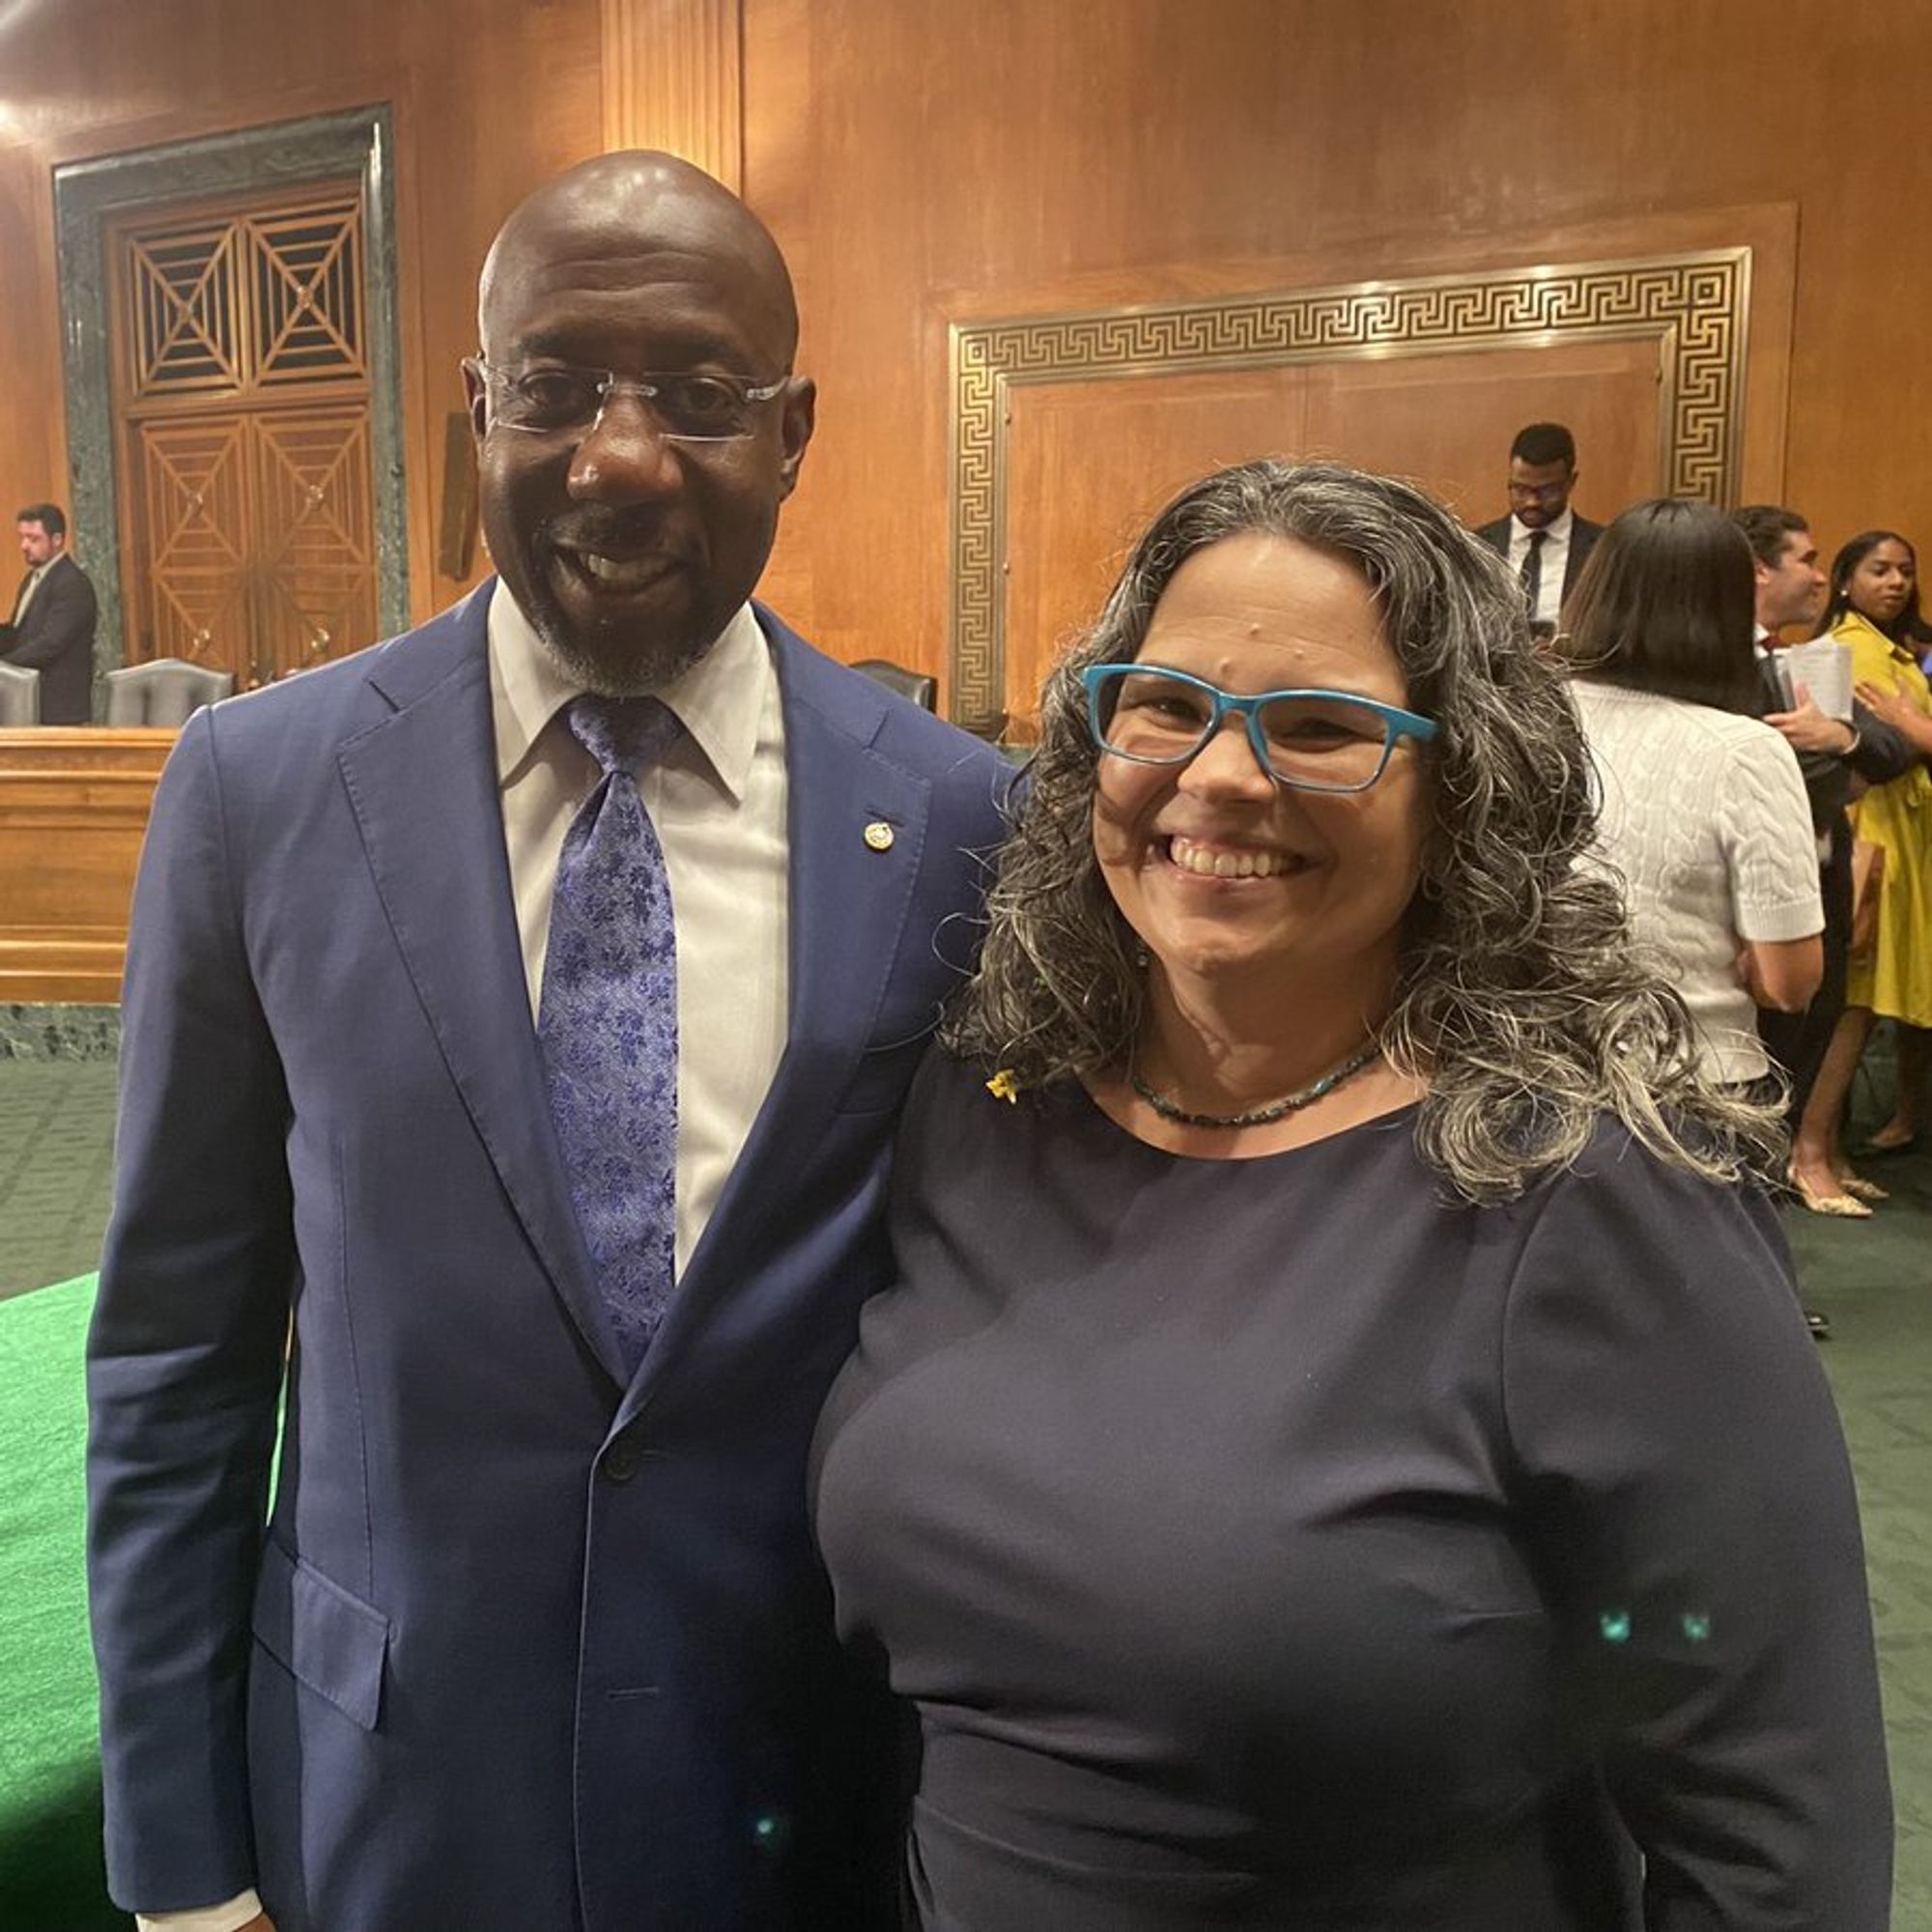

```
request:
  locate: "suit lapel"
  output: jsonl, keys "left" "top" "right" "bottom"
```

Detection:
{"left": 337, "top": 585, "right": 626, "bottom": 1384}
{"left": 625, "top": 613, "right": 933, "bottom": 1401}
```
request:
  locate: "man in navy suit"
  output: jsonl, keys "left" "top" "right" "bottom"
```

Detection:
{"left": 88, "top": 153, "right": 1008, "bottom": 1932}
{"left": 1472, "top": 422, "right": 1603, "bottom": 639}
{"left": 2, "top": 501, "right": 98, "bottom": 722}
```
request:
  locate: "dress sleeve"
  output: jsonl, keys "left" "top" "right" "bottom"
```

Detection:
{"left": 1719, "top": 727, "right": 1824, "bottom": 943}
{"left": 1500, "top": 1147, "right": 1890, "bottom": 1928}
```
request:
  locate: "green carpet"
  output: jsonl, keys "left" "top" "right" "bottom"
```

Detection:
{"left": 0, "top": 1272, "right": 129, "bottom": 1930}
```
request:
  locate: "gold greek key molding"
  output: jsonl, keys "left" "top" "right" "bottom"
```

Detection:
{"left": 948, "top": 249, "right": 1750, "bottom": 735}
{"left": 600, "top": 0, "right": 743, "bottom": 189}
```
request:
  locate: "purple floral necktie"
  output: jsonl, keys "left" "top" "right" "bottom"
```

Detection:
{"left": 540, "top": 695, "right": 683, "bottom": 1373}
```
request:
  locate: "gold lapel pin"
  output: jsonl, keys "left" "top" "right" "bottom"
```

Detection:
{"left": 863, "top": 820, "right": 895, "bottom": 852}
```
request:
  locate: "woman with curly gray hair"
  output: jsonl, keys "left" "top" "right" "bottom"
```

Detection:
{"left": 811, "top": 460, "right": 1889, "bottom": 1929}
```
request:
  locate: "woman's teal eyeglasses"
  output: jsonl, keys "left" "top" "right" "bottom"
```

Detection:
{"left": 1082, "top": 663, "right": 1437, "bottom": 793}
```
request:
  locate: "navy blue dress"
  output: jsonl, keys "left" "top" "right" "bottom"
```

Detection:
{"left": 811, "top": 1050, "right": 1890, "bottom": 1928}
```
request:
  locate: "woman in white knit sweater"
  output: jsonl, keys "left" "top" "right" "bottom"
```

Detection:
{"left": 1560, "top": 500, "right": 1824, "bottom": 1115}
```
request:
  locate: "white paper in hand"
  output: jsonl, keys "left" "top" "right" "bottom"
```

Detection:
{"left": 1776, "top": 639, "right": 1855, "bottom": 722}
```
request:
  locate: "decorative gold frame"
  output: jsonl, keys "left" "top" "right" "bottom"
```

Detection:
{"left": 948, "top": 248, "right": 1750, "bottom": 734}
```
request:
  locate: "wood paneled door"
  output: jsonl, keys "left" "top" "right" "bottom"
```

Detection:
{"left": 107, "top": 183, "right": 378, "bottom": 688}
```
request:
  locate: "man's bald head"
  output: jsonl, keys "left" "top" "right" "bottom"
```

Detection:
{"left": 478, "top": 152, "right": 798, "bottom": 365}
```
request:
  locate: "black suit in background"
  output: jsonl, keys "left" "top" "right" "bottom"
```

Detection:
{"left": 1473, "top": 512, "right": 1604, "bottom": 619}
{"left": 0, "top": 551, "right": 98, "bottom": 723}
{"left": 1753, "top": 653, "right": 1915, "bottom": 1117}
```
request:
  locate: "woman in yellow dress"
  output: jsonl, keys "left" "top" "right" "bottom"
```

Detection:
{"left": 1801, "top": 529, "right": 1932, "bottom": 1188}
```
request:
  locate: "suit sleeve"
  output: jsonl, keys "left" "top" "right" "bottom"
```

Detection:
{"left": 1501, "top": 1151, "right": 1891, "bottom": 1929}
{"left": 88, "top": 707, "right": 296, "bottom": 1914}
{"left": 4, "top": 563, "right": 96, "bottom": 668}
{"left": 1848, "top": 697, "right": 1917, "bottom": 785}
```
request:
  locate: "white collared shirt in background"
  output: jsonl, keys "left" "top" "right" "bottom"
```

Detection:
{"left": 11, "top": 556, "right": 51, "bottom": 622}
{"left": 1507, "top": 507, "right": 1574, "bottom": 628}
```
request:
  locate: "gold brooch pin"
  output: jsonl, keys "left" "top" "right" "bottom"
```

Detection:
{"left": 863, "top": 820, "right": 895, "bottom": 851}
{"left": 986, "top": 1068, "right": 1021, "bottom": 1104}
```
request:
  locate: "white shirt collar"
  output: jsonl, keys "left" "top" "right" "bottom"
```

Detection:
{"left": 1510, "top": 507, "right": 1574, "bottom": 545}
{"left": 487, "top": 582, "right": 767, "bottom": 803}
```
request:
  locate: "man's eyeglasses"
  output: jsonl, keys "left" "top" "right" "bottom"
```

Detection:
{"left": 1506, "top": 479, "right": 1570, "bottom": 504}
{"left": 466, "top": 359, "right": 788, "bottom": 442}
{"left": 1081, "top": 664, "right": 1437, "bottom": 793}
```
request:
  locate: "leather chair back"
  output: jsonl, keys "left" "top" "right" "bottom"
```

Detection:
{"left": 0, "top": 661, "right": 42, "bottom": 725}
{"left": 851, "top": 658, "right": 939, "bottom": 712}
{"left": 103, "top": 659, "right": 236, "bottom": 727}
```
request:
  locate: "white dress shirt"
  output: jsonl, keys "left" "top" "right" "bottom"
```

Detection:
{"left": 1507, "top": 508, "right": 1575, "bottom": 628}
{"left": 140, "top": 587, "right": 790, "bottom": 1932}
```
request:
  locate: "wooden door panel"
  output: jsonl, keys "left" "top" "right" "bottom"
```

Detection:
{"left": 124, "top": 218, "right": 247, "bottom": 399}
{"left": 252, "top": 201, "right": 367, "bottom": 385}
{"left": 254, "top": 409, "right": 378, "bottom": 675}
{"left": 109, "top": 182, "right": 376, "bottom": 687}
{"left": 130, "top": 413, "right": 252, "bottom": 672}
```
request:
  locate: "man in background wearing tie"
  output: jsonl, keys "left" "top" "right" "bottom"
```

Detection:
{"left": 88, "top": 153, "right": 1008, "bottom": 1932}
{"left": 1, "top": 501, "right": 98, "bottom": 722}
{"left": 1473, "top": 422, "right": 1603, "bottom": 639}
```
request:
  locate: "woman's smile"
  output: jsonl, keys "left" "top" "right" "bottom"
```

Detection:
{"left": 1160, "top": 833, "right": 1309, "bottom": 881}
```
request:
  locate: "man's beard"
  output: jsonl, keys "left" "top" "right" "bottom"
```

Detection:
{"left": 526, "top": 592, "right": 717, "bottom": 697}
{"left": 519, "top": 511, "right": 721, "bottom": 696}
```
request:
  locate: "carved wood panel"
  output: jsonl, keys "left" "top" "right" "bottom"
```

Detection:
{"left": 128, "top": 408, "right": 375, "bottom": 683}
{"left": 123, "top": 190, "right": 365, "bottom": 398}
{"left": 109, "top": 181, "right": 377, "bottom": 688}
{"left": 253, "top": 409, "right": 377, "bottom": 674}
{"left": 129, "top": 413, "right": 251, "bottom": 667}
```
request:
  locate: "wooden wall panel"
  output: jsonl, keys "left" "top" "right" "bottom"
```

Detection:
{"left": 746, "top": 0, "right": 1932, "bottom": 717}
{"left": 0, "top": 0, "right": 1927, "bottom": 728}
{"left": 1301, "top": 338, "right": 1662, "bottom": 533}
{"left": 1004, "top": 369, "right": 1315, "bottom": 739}
{"left": 602, "top": 0, "right": 743, "bottom": 187}
{"left": 997, "top": 340, "right": 1663, "bottom": 740}
{"left": 0, "top": 0, "right": 609, "bottom": 635}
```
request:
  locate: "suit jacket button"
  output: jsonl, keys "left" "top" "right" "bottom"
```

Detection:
{"left": 604, "top": 1438, "right": 641, "bottom": 1483}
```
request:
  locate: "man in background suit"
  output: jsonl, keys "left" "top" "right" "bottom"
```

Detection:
{"left": 1736, "top": 503, "right": 1911, "bottom": 1232}
{"left": 1473, "top": 422, "right": 1603, "bottom": 639}
{"left": 88, "top": 153, "right": 1008, "bottom": 1932}
{"left": 1, "top": 501, "right": 97, "bottom": 722}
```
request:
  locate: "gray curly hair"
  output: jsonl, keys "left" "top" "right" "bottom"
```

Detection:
{"left": 942, "top": 458, "right": 1780, "bottom": 1203}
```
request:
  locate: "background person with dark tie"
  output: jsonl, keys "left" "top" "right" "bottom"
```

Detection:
{"left": 1473, "top": 422, "right": 1603, "bottom": 639}
{"left": 0, "top": 501, "right": 98, "bottom": 724}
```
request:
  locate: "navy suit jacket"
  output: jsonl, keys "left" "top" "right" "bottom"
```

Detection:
{"left": 87, "top": 585, "right": 1010, "bottom": 1930}
{"left": 1, "top": 550, "right": 98, "bottom": 722}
